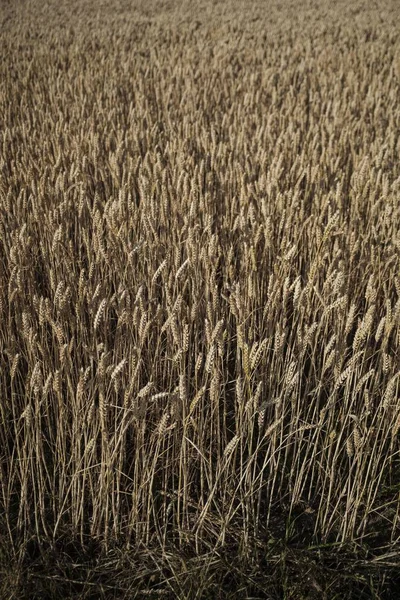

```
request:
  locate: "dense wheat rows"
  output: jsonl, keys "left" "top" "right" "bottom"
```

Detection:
{"left": 1, "top": 0, "right": 400, "bottom": 598}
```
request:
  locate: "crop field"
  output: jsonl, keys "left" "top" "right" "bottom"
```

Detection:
{"left": 1, "top": 0, "right": 400, "bottom": 598}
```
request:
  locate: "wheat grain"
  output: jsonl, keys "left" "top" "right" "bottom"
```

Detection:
{"left": 383, "top": 373, "right": 399, "bottom": 410}
{"left": 137, "top": 381, "right": 153, "bottom": 398}
{"left": 111, "top": 358, "right": 127, "bottom": 381}
{"left": 94, "top": 299, "right": 107, "bottom": 331}
{"left": 223, "top": 434, "right": 240, "bottom": 459}
{"left": 205, "top": 345, "right": 216, "bottom": 374}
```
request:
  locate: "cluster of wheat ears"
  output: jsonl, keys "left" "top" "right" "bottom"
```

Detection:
{"left": 1, "top": 0, "right": 400, "bottom": 597}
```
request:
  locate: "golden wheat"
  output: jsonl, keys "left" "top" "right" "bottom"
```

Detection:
{"left": 1, "top": 0, "right": 400, "bottom": 597}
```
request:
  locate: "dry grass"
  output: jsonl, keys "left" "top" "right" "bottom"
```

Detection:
{"left": 1, "top": 0, "right": 400, "bottom": 598}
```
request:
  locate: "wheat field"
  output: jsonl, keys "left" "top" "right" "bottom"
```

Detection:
{"left": 1, "top": 0, "right": 400, "bottom": 598}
